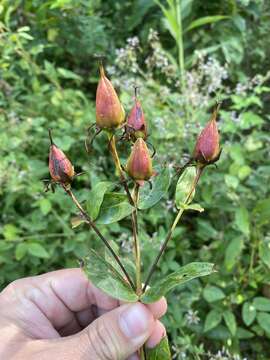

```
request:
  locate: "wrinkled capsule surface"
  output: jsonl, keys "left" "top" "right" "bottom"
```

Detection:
{"left": 49, "top": 144, "right": 75, "bottom": 184}
{"left": 127, "top": 98, "right": 147, "bottom": 140}
{"left": 96, "top": 66, "right": 125, "bottom": 129}
{"left": 127, "top": 138, "right": 153, "bottom": 181}
{"left": 193, "top": 106, "right": 220, "bottom": 164}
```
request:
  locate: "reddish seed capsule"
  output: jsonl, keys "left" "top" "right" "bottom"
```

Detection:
{"left": 48, "top": 130, "right": 74, "bottom": 184}
{"left": 96, "top": 65, "right": 125, "bottom": 129}
{"left": 126, "top": 95, "right": 147, "bottom": 140}
{"left": 126, "top": 138, "right": 153, "bottom": 181}
{"left": 193, "top": 104, "right": 221, "bottom": 165}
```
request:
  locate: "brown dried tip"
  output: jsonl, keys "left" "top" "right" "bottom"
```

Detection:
{"left": 193, "top": 103, "right": 221, "bottom": 165}
{"left": 96, "top": 64, "right": 125, "bottom": 129}
{"left": 48, "top": 129, "right": 75, "bottom": 184}
{"left": 126, "top": 138, "right": 153, "bottom": 181}
{"left": 126, "top": 88, "right": 147, "bottom": 140}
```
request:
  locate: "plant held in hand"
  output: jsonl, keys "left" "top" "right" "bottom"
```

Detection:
{"left": 43, "top": 64, "right": 222, "bottom": 360}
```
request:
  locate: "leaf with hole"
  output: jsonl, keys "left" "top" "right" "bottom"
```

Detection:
{"left": 83, "top": 249, "right": 138, "bottom": 302}
{"left": 141, "top": 262, "right": 214, "bottom": 303}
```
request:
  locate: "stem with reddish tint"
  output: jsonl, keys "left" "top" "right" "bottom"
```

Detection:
{"left": 62, "top": 185, "right": 136, "bottom": 292}
{"left": 142, "top": 166, "right": 204, "bottom": 292}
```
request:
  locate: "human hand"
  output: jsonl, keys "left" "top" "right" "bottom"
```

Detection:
{"left": 0, "top": 268, "right": 167, "bottom": 360}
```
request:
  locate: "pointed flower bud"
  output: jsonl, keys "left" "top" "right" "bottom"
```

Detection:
{"left": 48, "top": 130, "right": 75, "bottom": 184}
{"left": 126, "top": 138, "right": 153, "bottom": 181}
{"left": 127, "top": 95, "right": 147, "bottom": 140}
{"left": 193, "top": 104, "right": 221, "bottom": 165}
{"left": 96, "top": 65, "right": 125, "bottom": 129}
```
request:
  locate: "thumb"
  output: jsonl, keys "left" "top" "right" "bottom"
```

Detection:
{"left": 54, "top": 303, "right": 154, "bottom": 360}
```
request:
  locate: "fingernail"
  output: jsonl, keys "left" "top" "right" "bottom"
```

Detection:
{"left": 119, "top": 303, "right": 153, "bottom": 339}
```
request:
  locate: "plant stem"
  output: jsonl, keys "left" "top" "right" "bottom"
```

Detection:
{"left": 62, "top": 185, "right": 136, "bottom": 292}
{"left": 109, "top": 134, "right": 134, "bottom": 206}
{"left": 108, "top": 135, "right": 145, "bottom": 358}
{"left": 176, "top": 0, "right": 185, "bottom": 92}
{"left": 142, "top": 166, "right": 204, "bottom": 292}
{"left": 108, "top": 134, "right": 143, "bottom": 294}
{"left": 132, "top": 183, "right": 141, "bottom": 295}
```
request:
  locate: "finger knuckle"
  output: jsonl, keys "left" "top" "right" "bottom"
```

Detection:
{"left": 86, "top": 319, "right": 120, "bottom": 360}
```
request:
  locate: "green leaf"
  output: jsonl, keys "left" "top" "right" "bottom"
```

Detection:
{"left": 70, "top": 216, "right": 86, "bottom": 229}
{"left": 242, "top": 302, "right": 256, "bottom": 326}
{"left": 3, "top": 224, "right": 19, "bottom": 241}
{"left": 139, "top": 167, "right": 170, "bottom": 210}
{"left": 185, "top": 15, "right": 229, "bottom": 32}
{"left": 84, "top": 249, "right": 138, "bottom": 302}
{"left": 127, "top": 0, "right": 155, "bottom": 30}
{"left": 236, "top": 327, "right": 254, "bottom": 339}
{"left": 257, "top": 312, "right": 270, "bottom": 335}
{"left": 15, "top": 243, "right": 28, "bottom": 261}
{"left": 204, "top": 309, "right": 222, "bottom": 332}
{"left": 96, "top": 192, "right": 134, "bottom": 224}
{"left": 253, "top": 198, "right": 270, "bottom": 226}
{"left": 224, "top": 237, "right": 244, "bottom": 270}
{"left": 87, "top": 181, "right": 115, "bottom": 220}
{"left": 96, "top": 202, "right": 134, "bottom": 225}
{"left": 175, "top": 166, "right": 196, "bottom": 208}
{"left": 240, "top": 111, "right": 264, "bottom": 129}
{"left": 145, "top": 335, "right": 171, "bottom": 360}
{"left": 105, "top": 248, "right": 136, "bottom": 285}
{"left": 27, "top": 242, "right": 50, "bottom": 258}
{"left": 57, "top": 67, "right": 82, "bottom": 81}
{"left": 203, "top": 286, "right": 225, "bottom": 303}
{"left": 223, "top": 310, "right": 237, "bottom": 336}
{"left": 39, "top": 198, "right": 52, "bottom": 215}
{"left": 235, "top": 207, "right": 250, "bottom": 236}
{"left": 253, "top": 297, "right": 270, "bottom": 312}
{"left": 184, "top": 203, "right": 204, "bottom": 212}
{"left": 141, "top": 262, "right": 214, "bottom": 303}
{"left": 259, "top": 242, "right": 270, "bottom": 268}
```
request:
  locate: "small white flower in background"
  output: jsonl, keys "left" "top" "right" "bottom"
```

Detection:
{"left": 208, "top": 347, "right": 248, "bottom": 360}
{"left": 185, "top": 309, "right": 200, "bottom": 325}
{"left": 127, "top": 36, "right": 140, "bottom": 48}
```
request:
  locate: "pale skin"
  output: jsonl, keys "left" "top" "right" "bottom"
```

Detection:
{"left": 0, "top": 268, "right": 167, "bottom": 360}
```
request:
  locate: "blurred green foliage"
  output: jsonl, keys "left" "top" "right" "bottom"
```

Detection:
{"left": 1, "top": 0, "right": 270, "bottom": 358}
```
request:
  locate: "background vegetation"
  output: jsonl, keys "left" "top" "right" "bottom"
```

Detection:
{"left": 1, "top": 0, "right": 270, "bottom": 358}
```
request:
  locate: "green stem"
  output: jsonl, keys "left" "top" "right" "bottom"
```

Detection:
{"left": 108, "top": 134, "right": 134, "bottom": 206}
{"left": 62, "top": 185, "right": 136, "bottom": 292}
{"left": 108, "top": 134, "right": 142, "bottom": 295}
{"left": 132, "top": 183, "right": 141, "bottom": 295}
{"left": 176, "top": 0, "right": 185, "bottom": 91}
{"left": 142, "top": 165, "right": 204, "bottom": 292}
